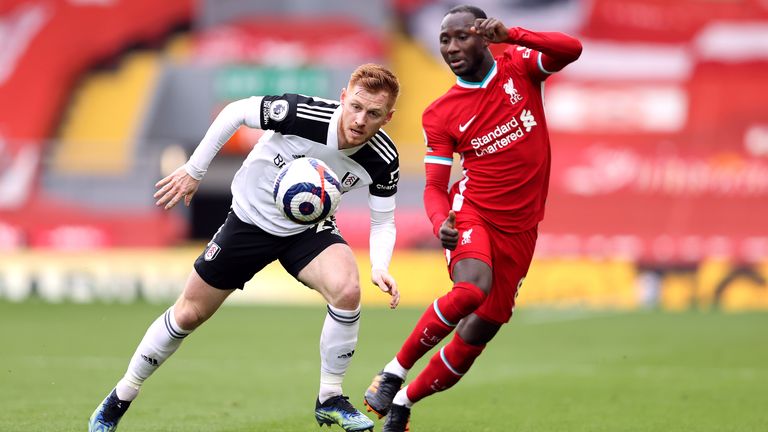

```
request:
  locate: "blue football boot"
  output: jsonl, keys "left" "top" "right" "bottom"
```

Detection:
{"left": 315, "top": 395, "right": 374, "bottom": 431}
{"left": 88, "top": 389, "right": 131, "bottom": 432}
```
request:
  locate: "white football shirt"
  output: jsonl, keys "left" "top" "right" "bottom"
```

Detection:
{"left": 186, "top": 94, "right": 399, "bottom": 238}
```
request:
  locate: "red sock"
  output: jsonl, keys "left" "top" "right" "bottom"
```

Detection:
{"left": 405, "top": 333, "right": 486, "bottom": 403}
{"left": 395, "top": 282, "right": 485, "bottom": 369}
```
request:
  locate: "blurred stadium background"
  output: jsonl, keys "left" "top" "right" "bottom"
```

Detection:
{"left": 2, "top": 0, "right": 768, "bottom": 310}
{"left": 1, "top": 0, "right": 767, "bottom": 431}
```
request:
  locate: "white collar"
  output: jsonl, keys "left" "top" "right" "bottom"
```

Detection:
{"left": 456, "top": 61, "right": 498, "bottom": 89}
{"left": 327, "top": 105, "right": 342, "bottom": 149}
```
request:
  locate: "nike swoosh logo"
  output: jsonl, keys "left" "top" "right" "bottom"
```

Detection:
{"left": 459, "top": 115, "right": 476, "bottom": 133}
{"left": 419, "top": 338, "right": 436, "bottom": 347}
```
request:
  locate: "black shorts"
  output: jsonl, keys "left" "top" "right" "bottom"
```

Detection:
{"left": 194, "top": 210, "right": 347, "bottom": 290}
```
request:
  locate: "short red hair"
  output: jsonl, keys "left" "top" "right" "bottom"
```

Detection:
{"left": 348, "top": 63, "right": 400, "bottom": 105}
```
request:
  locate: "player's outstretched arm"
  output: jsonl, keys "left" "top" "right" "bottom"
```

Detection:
{"left": 154, "top": 165, "right": 200, "bottom": 210}
{"left": 184, "top": 97, "right": 264, "bottom": 180}
{"left": 472, "top": 18, "right": 583, "bottom": 72}
{"left": 157, "top": 97, "right": 262, "bottom": 210}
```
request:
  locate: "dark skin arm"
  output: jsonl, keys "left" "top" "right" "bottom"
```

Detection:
{"left": 472, "top": 17, "right": 583, "bottom": 71}
{"left": 438, "top": 210, "right": 459, "bottom": 250}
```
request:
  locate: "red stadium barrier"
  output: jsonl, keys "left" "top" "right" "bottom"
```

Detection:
{"left": 0, "top": 0, "right": 193, "bottom": 248}
{"left": 583, "top": 0, "right": 768, "bottom": 42}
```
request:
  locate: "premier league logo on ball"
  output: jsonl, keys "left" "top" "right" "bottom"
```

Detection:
{"left": 272, "top": 157, "right": 342, "bottom": 225}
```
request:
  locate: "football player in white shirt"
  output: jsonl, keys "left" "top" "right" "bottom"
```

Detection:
{"left": 89, "top": 64, "right": 402, "bottom": 432}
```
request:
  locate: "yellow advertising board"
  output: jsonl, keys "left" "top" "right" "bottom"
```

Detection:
{"left": 0, "top": 248, "right": 765, "bottom": 311}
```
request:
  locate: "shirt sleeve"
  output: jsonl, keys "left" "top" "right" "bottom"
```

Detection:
{"left": 258, "top": 93, "right": 301, "bottom": 134}
{"left": 504, "top": 27, "right": 583, "bottom": 81}
{"left": 424, "top": 164, "right": 452, "bottom": 237}
{"left": 422, "top": 109, "right": 454, "bottom": 236}
{"left": 368, "top": 158, "right": 399, "bottom": 198}
{"left": 185, "top": 96, "right": 263, "bottom": 180}
{"left": 422, "top": 115, "right": 454, "bottom": 167}
{"left": 502, "top": 45, "right": 549, "bottom": 83}
{"left": 368, "top": 195, "right": 396, "bottom": 271}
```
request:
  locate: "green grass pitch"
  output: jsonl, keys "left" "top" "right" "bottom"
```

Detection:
{"left": 1, "top": 300, "right": 767, "bottom": 431}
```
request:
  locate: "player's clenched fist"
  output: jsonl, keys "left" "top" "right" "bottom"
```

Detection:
{"left": 439, "top": 210, "right": 459, "bottom": 250}
{"left": 471, "top": 18, "right": 509, "bottom": 43}
{"left": 154, "top": 165, "right": 200, "bottom": 210}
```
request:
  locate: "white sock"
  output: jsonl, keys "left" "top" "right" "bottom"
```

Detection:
{"left": 318, "top": 304, "right": 360, "bottom": 403}
{"left": 383, "top": 357, "right": 409, "bottom": 380}
{"left": 114, "top": 306, "right": 191, "bottom": 401}
{"left": 115, "top": 379, "right": 140, "bottom": 401}
{"left": 392, "top": 386, "right": 414, "bottom": 408}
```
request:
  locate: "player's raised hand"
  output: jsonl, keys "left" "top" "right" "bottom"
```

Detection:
{"left": 371, "top": 269, "right": 400, "bottom": 309}
{"left": 154, "top": 165, "right": 200, "bottom": 210}
{"left": 472, "top": 18, "right": 509, "bottom": 43}
{"left": 439, "top": 210, "right": 459, "bottom": 250}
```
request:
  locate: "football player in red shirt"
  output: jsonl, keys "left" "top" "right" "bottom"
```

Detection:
{"left": 364, "top": 5, "right": 582, "bottom": 431}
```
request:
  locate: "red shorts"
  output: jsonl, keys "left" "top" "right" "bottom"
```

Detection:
{"left": 445, "top": 208, "right": 538, "bottom": 324}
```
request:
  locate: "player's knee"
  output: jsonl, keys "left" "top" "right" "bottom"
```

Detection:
{"left": 328, "top": 279, "right": 361, "bottom": 310}
{"left": 453, "top": 282, "right": 486, "bottom": 316}
{"left": 460, "top": 274, "right": 491, "bottom": 295}
{"left": 452, "top": 260, "right": 492, "bottom": 294}
{"left": 436, "top": 282, "right": 486, "bottom": 322}
{"left": 173, "top": 301, "right": 209, "bottom": 330}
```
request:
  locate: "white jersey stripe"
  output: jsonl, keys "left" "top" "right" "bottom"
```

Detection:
{"left": 367, "top": 141, "right": 391, "bottom": 163}
{"left": 297, "top": 103, "right": 337, "bottom": 113}
{"left": 371, "top": 134, "right": 396, "bottom": 160}
{"left": 297, "top": 106, "right": 333, "bottom": 119}
{"left": 369, "top": 139, "right": 394, "bottom": 163}
{"left": 375, "top": 130, "right": 397, "bottom": 158}
{"left": 374, "top": 134, "right": 398, "bottom": 160}
{"left": 296, "top": 112, "right": 331, "bottom": 123}
{"left": 298, "top": 94, "right": 339, "bottom": 105}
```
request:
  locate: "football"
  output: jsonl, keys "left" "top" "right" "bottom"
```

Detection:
{"left": 272, "top": 157, "right": 342, "bottom": 225}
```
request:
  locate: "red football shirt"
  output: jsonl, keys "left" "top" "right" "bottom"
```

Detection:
{"left": 423, "top": 44, "right": 554, "bottom": 233}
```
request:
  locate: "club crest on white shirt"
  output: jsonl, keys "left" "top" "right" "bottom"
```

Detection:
{"left": 341, "top": 172, "right": 360, "bottom": 190}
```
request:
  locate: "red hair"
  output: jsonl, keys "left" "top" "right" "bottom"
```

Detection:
{"left": 348, "top": 63, "right": 400, "bottom": 104}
